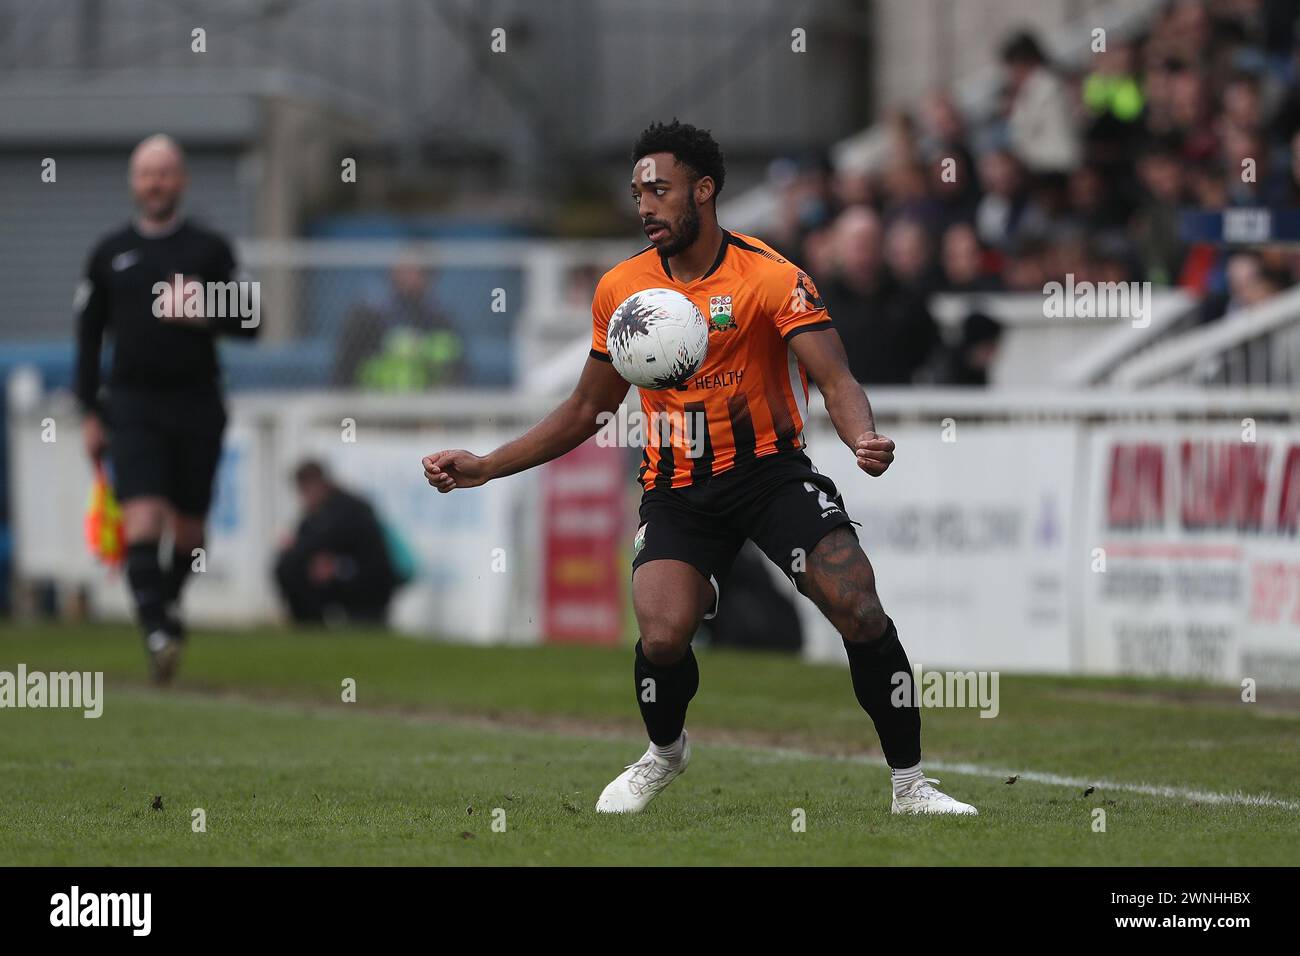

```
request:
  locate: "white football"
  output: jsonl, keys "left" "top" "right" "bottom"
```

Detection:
{"left": 606, "top": 288, "right": 709, "bottom": 390}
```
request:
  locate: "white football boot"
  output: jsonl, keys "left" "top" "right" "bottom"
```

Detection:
{"left": 891, "top": 776, "right": 978, "bottom": 816}
{"left": 595, "top": 731, "right": 691, "bottom": 813}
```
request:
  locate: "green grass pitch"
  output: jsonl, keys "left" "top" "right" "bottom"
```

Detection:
{"left": 1, "top": 623, "right": 1297, "bottom": 865}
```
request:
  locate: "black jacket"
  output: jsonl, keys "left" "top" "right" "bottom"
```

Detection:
{"left": 285, "top": 488, "right": 397, "bottom": 597}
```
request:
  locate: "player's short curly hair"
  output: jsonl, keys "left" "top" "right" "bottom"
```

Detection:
{"left": 631, "top": 120, "right": 726, "bottom": 198}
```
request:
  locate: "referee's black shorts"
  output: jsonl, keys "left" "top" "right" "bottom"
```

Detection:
{"left": 104, "top": 383, "right": 227, "bottom": 516}
{"left": 630, "top": 450, "right": 857, "bottom": 618}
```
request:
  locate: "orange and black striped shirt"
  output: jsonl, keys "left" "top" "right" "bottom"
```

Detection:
{"left": 591, "top": 229, "right": 832, "bottom": 490}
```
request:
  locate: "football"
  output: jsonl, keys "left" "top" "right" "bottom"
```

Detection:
{"left": 606, "top": 287, "right": 709, "bottom": 389}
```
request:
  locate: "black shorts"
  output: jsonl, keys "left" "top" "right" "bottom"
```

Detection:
{"left": 631, "top": 450, "right": 857, "bottom": 618}
{"left": 104, "top": 384, "right": 227, "bottom": 516}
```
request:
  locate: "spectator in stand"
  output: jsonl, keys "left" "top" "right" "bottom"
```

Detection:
{"left": 1132, "top": 139, "right": 1189, "bottom": 285}
{"left": 1195, "top": 248, "right": 1289, "bottom": 326}
{"left": 1017, "top": 171, "right": 1074, "bottom": 243}
{"left": 1223, "top": 126, "right": 1291, "bottom": 205}
{"left": 819, "top": 208, "right": 882, "bottom": 380}
{"left": 1189, "top": 160, "right": 1229, "bottom": 209}
{"left": 1088, "top": 240, "right": 1141, "bottom": 286}
{"left": 974, "top": 148, "right": 1031, "bottom": 251}
{"left": 1154, "top": 0, "right": 1212, "bottom": 71}
{"left": 1083, "top": 39, "right": 1145, "bottom": 126}
{"left": 1001, "top": 237, "right": 1050, "bottom": 292}
{"left": 1000, "top": 30, "right": 1082, "bottom": 175}
{"left": 820, "top": 207, "right": 941, "bottom": 385}
{"left": 769, "top": 3, "right": 1300, "bottom": 367}
{"left": 928, "top": 149, "right": 980, "bottom": 231}
{"left": 801, "top": 225, "right": 838, "bottom": 288}
{"left": 881, "top": 160, "right": 945, "bottom": 232}
{"left": 923, "top": 311, "right": 1005, "bottom": 387}
{"left": 919, "top": 92, "right": 976, "bottom": 171}
{"left": 1081, "top": 38, "right": 1146, "bottom": 191}
{"left": 1220, "top": 71, "right": 1265, "bottom": 138}
{"left": 334, "top": 260, "right": 464, "bottom": 391}
{"left": 884, "top": 109, "right": 923, "bottom": 169}
{"left": 884, "top": 216, "right": 941, "bottom": 296}
{"left": 1067, "top": 163, "right": 1128, "bottom": 234}
{"left": 1042, "top": 229, "right": 1089, "bottom": 283}
{"left": 274, "top": 460, "right": 399, "bottom": 627}
{"left": 939, "top": 222, "right": 1002, "bottom": 293}
{"left": 1226, "top": 252, "right": 1288, "bottom": 311}
{"left": 833, "top": 167, "right": 876, "bottom": 209}
{"left": 918, "top": 92, "right": 981, "bottom": 229}
{"left": 769, "top": 151, "right": 838, "bottom": 266}
{"left": 1164, "top": 61, "right": 1219, "bottom": 161}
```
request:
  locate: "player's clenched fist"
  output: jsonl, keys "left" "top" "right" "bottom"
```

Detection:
{"left": 422, "top": 450, "right": 489, "bottom": 492}
{"left": 854, "top": 432, "right": 895, "bottom": 476}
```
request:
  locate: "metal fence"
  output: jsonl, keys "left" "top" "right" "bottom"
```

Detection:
{"left": 221, "top": 237, "right": 638, "bottom": 391}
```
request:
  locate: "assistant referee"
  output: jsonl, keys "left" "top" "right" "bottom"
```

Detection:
{"left": 75, "top": 134, "right": 259, "bottom": 682}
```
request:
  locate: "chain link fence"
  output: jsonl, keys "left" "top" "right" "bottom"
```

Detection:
{"left": 220, "top": 238, "right": 636, "bottom": 393}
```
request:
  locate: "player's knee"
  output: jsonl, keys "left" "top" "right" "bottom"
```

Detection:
{"left": 841, "top": 593, "right": 888, "bottom": 645}
{"left": 173, "top": 522, "right": 206, "bottom": 552}
{"left": 639, "top": 618, "right": 694, "bottom": 666}
{"left": 122, "top": 502, "right": 167, "bottom": 542}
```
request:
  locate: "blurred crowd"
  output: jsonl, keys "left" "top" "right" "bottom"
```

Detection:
{"left": 768, "top": 0, "right": 1300, "bottom": 385}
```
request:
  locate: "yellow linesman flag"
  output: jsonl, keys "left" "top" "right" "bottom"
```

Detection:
{"left": 85, "top": 465, "right": 124, "bottom": 567}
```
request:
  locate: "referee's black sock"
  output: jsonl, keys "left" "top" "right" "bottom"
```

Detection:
{"left": 125, "top": 541, "right": 169, "bottom": 639}
{"left": 843, "top": 617, "right": 921, "bottom": 769}
{"left": 166, "top": 547, "right": 194, "bottom": 606}
{"left": 634, "top": 639, "right": 699, "bottom": 747}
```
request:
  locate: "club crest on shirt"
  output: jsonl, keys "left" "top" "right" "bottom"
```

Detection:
{"left": 791, "top": 272, "right": 824, "bottom": 313}
{"left": 708, "top": 294, "right": 736, "bottom": 332}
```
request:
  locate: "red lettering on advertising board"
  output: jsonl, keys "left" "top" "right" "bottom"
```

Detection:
{"left": 1179, "top": 441, "right": 1270, "bottom": 531}
{"left": 1277, "top": 445, "right": 1300, "bottom": 535}
{"left": 541, "top": 437, "right": 625, "bottom": 645}
{"left": 1107, "top": 443, "right": 1164, "bottom": 528}
{"left": 1249, "top": 561, "right": 1300, "bottom": 625}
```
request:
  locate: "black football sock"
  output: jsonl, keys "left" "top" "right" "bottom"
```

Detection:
{"left": 125, "top": 541, "right": 169, "bottom": 639}
{"left": 842, "top": 617, "right": 921, "bottom": 768}
{"left": 166, "top": 547, "right": 194, "bottom": 605}
{"left": 163, "top": 547, "right": 195, "bottom": 640}
{"left": 634, "top": 639, "right": 699, "bottom": 747}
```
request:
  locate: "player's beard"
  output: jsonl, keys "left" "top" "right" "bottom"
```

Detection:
{"left": 656, "top": 194, "right": 701, "bottom": 258}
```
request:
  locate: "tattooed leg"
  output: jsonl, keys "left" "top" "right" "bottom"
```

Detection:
{"left": 796, "top": 527, "right": 888, "bottom": 644}
{"left": 799, "top": 526, "right": 922, "bottom": 770}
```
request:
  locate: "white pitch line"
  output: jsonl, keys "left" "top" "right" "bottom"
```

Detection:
{"left": 115, "top": 686, "right": 1300, "bottom": 813}
{"left": 742, "top": 745, "right": 1300, "bottom": 812}
{"left": 926, "top": 759, "right": 1300, "bottom": 811}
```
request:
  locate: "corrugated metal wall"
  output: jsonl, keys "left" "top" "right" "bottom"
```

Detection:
{"left": 0, "top": 0, "right": 868, "bottom": 157}
{"left": 0, "top": 149, "right": 252, "bottom": 340}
